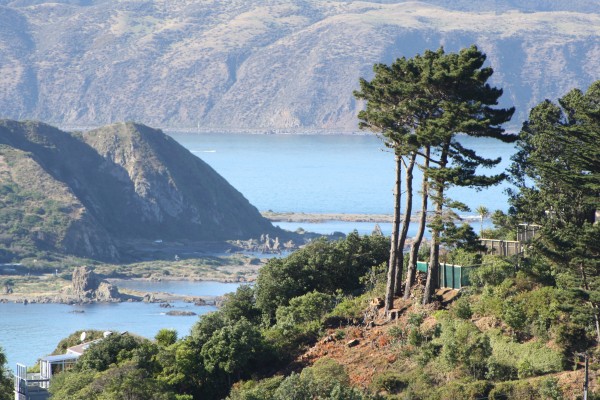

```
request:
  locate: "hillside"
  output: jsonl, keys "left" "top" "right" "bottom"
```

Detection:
{"left": 0, "top": 1, "right": 599, "bottom": 131}
{"left": 0, "top": 120, "right": 277, "bottom": 262}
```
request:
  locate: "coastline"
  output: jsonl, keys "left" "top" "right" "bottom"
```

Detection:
{"left": 262, "top": 211, "right": 481, "bottom": 223}
{"left": 0, "top": 276, "right": 242, "bottom": 306}
{"left": 0, "top": 212, "right": 476, "bottom": 306}
{"left": 262, "top": 211, "right": 394, "bottom": 223}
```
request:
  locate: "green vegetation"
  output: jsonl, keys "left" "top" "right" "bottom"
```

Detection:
{"left": 0, "top": 147, "right": 75, "bottom": 262}
{"left": 0, "top": 346, "right": 12, "bottom": 400}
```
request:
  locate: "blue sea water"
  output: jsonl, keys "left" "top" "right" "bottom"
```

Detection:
{"left": 0, "top": 282, "right": 240, "bottom": 369}
{"left": 169, "top": 132, "right": 516, "bottom": 215}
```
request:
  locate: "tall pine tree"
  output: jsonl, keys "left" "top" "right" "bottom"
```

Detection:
{"left": 509, "top": 82, "right": 600, "bottom": 339}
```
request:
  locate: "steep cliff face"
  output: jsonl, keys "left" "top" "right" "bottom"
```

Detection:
{"left": 0, "top": 1, "right": 599, "bottom": 131}
{"left": 80, "top": 122, "right": 274, "bottom": 239}
{"left": 0, "top": 120, "right": 276, "bottom": 261}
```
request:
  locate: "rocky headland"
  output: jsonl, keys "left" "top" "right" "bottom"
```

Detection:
{"left": 0, "top": 120, "right": 285, "bottom": 262}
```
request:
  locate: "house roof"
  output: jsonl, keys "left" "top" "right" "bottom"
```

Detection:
{"left": 40, "top": 353, "right": 80, "bottom": 363}
{"left": 66, "top": 339, "right": 103, "bottom": 356}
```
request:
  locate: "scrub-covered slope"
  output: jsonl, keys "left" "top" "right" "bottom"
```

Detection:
{"left": 0, "top": 1, "right": 599, "bottom": 130}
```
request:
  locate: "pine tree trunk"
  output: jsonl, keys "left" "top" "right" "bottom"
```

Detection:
{"left": 423, "top": 184, "right": 443, "bottom": 305}
{"left": 405, "top": 147, "right": 430, "bottom": 299}
{"left": 394, "top": 153, "right": 416, "bottom": 296}
{"left": 385, "top": 154, "right": 402, "bottom": 313}
{"left": 423, "top": 145, "right": 448, "bottom": 305}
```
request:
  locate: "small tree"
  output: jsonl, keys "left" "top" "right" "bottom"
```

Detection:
{"left": 155, "top": 329, "right": 178, "bottom": 347}
{"left": 201, "top": 319, "right": 268, "bottom": 382}
{"left": 476, "top": 205, "right": 490, "bottom": 237}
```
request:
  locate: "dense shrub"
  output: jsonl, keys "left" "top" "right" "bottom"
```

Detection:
{"left": 51, "top": 361, "right": 176, "bottom": 400}
{"left": 487, "top": 332, "right": 564, "bottom": 378}
{"left": 255, "top": 233, "right": 388, "bottom": 319}
{"left": 265, "top": 291, "right": 337, "bottom": 356}
{"left": 469, "top": 256, "right": 515, "bottom": 287}
{"left": 155, "top": 329, "right": 178, "bottom": 347}
{"left": 201, "top": 319, "right": 271, "bottom": 377}
{"left": 438, "top": 319, "right": 491, "bottom": 379}
{"left": 434, "top": 380, "right": 492, "bottom": 400}
{"left": 227, "top": 376, "right": 285, "bottom": 400}
{"left": 275, "top": 291, "right": 335, "bottom": 327}
{"left": 273, "top": 358, "right": 373, "bottom": 400}
{"left": 450, "top": 296, "right": 473, "bottom": 320}
{"left": 220, "top": 285, "right": 262, "bottom": 325}
{"left": 326, "top": 294, "right": 370, "bottom": 324}
{"left": 75, "top": 333, "right": 146, "bottom": 372}
{"left": 371, "top": 371, "right": 408, "bottom": 394}
{"left": 502, "top": 298, "right": 527, "bottom": 333}
{"left": 487, "top": 378, "right": 563, "bottom": 400}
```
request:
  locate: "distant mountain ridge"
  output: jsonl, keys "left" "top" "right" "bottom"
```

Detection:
{"left": 0, "top": 1, "right": 599, "bottom": 131}
{"left": 0, "top": 120, "right": 276, "bottom": 261}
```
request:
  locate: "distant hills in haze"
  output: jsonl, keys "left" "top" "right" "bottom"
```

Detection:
{"left": 0, "top": 0, "right": 599, "bottom": 131}
{"left": 0, "top": 120, "right": 277, "bottom": 262}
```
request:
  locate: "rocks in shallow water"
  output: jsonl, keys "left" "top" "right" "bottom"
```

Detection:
{"left": 166, "top": 310, "right": 196, "bottom": 316}
{"left": 95, "top": 281, "right": 120, "bottom": 302}
{"left": 143, "top": 293, "right": 157, "bottom": 303}
{"left": 159, "top": 302, "right": 173, "bottom": 308}
{"left": 72, "top": 266, "right": 123, "bottom": 302}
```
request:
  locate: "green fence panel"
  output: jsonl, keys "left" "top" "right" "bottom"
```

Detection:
{"left": 415, "top": 261, "right": 474, "bottom": 289}
{"left": 454, "top": 265, "right": 461, "bottom": 289}
{"left": 461, "top": 267, "right": 473, "bottom": 287}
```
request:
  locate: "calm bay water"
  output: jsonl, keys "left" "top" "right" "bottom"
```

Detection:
{"left": 113, "top": 280, "right": 241, "bottom": 297}
{"left": 0, "top": 133, "right": 516, "bottom": 371}
{"left": 171, "top": 132, "right": 514, "bottom": 238}
{"left": 0, "top": 282, "right": 239, "bottom": 369}
{"left": 169, "top": 132, "right": 517, "bottom": 215}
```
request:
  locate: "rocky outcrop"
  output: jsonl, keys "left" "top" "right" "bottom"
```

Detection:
{"left": 0, "top": 1, "right": 599, "bottom": 131}
{"left": 166, "top": 310, "right": 197, "bottom": 316}
{"left": 72, "top": 266, "right": 121, "bottom": 301}
{"left": 72, "top": 266, "right": 100, "bottom": 298}
{"left": 0, "top": 120, "right": 280, "bottom": 261}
